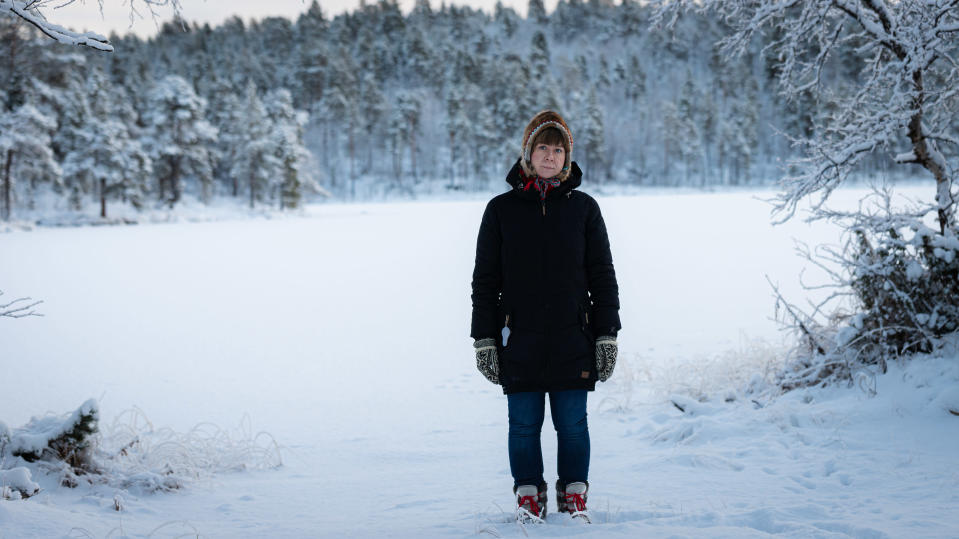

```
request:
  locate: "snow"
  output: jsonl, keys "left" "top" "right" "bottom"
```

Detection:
{"left": 0, "top": 467, "right": 40, "bottom": 500}
{"left": 1, "top": 187, "right": 958, "bottom": 537}
{"left": 905, "top": 260, "right": 924, "bottom": 280}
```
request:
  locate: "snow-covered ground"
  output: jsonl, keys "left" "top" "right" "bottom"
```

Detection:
{"left": 2, "top": 187, "right": 958, "bottom": 538}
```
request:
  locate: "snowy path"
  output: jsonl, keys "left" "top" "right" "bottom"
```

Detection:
{"left": 2, "top": 189, "right": 958, "bottom": 537}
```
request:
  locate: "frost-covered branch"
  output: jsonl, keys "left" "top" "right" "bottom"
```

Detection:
{"left": 0, "top": 0, "right": 183, "bottom": 51}
{"left": 656, "top": 0, "right": 959, "bottom": 232}
{"left": 0, "top": 290, "right": 43, "bottom": 318}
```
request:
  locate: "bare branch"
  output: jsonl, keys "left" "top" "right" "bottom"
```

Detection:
{"left": 0, "top": 0, "right": 183, "bottom": 51}
{"left": 0, "top": 290, "right": 43, "bottom": 318}
{"left": 766, "top": 275, "right": 827, "bottom": 356}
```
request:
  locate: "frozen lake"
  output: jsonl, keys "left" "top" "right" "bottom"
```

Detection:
{"left": 2, "top": 185, "right": 957, "bottom": 538}
{"left": 0, "top": 188, "right": 844, "bottom": 433}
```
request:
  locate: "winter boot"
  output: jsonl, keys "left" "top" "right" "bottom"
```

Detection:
{"left": 514, "top": 483, "right": 547, "bottom": 522}
{"left": 556, "top": 480, "right": 590, "bottom": 523}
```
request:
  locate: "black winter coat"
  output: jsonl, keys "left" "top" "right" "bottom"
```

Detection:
{"left": 470, "top": 159, "right": 621, "bottom": 394}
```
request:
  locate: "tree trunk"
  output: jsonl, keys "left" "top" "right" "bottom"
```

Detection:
{"left": 323, "top": 121, "right": 331, "bottom": 190}
{"left": 349, "top": 117, "right": 356, "bottom": 200}
{"left": 366, "top": 129, "right": 374, "bottom": 174}
{"left": 2, "top": 149, "right": 12, "bottom": 221}
{"left": 249, "top": 170, "right": 255, "bottom": 209}
{"left": 170, "top": 156, "right": 182, "bottom": 207}
{"left": 159, "top": 166, "right": 167, "bottom": 203}
{"left": 448, "top": 132, "right": 455, "bottom": 189}
{"left": 409, "top": 129, "right": 417, "bottom": 180}
{"left": 100, "top": 178, "right": 107, "bottom": 218}
{"left": 907, "top": 70, "right": 955, "bottom": 233}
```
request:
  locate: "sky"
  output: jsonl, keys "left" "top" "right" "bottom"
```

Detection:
{"left": 53, "top": 0, "right": 552, "bottom": 38}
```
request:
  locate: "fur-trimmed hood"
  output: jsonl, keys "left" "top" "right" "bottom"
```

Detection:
{"left": 519, "top": 110, "right": 574, "bottom": 182}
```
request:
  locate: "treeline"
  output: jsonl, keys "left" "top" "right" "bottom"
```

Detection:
{"left": 0, "top": 0, "right": 886, "bottom": 219}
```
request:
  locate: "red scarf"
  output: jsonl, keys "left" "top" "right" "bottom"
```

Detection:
{"left": 520, "top": 169, "right": 562, "bottom": 201}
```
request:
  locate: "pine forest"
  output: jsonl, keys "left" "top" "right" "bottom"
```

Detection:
{"left": 0, "top": 0, "right": 919, "bottom": 219}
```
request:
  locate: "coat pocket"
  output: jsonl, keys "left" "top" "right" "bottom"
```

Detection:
{"left": 578, "top": 304, "right": 596, "bottom": 343}
{"left": 549, "top": 323, "right": 596, "bottom": 383}
{"left": 499, "top": 325, "right": 544, "bottom": 386}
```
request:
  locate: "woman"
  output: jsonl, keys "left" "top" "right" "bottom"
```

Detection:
{"left": 470, "top": 110, "right": 621, "bottom": 523}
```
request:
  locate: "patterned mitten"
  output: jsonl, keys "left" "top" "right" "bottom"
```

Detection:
{"left": 474, "top": 338, "right": 499, "bottom": 384}
{"left": 595, "top": 335, "right": 618, "bottom": 382}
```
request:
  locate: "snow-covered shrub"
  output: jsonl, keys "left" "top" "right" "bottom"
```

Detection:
{"left": 1, "top": 399, "right": 101, "bottom": 489}
{"left": 10, "top": 399, "right": 100, "bottom": 469}
{"left": 96, "top": 407, "right": 282, "bottom": 494}
{"left": 848, "top": 221, "right": 959, "bottom": 357}
{"left": 775, "top": 195, "right": 959, "bottom": 391}
{"left": 1, "top": 401, "right": 282, "bottom": 498}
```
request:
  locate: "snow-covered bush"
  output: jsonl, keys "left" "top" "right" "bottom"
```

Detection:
{"left": 97, "top": 407, "right": 282, "bottom": 493}
{"left": 777, "top": 206, "right": 959, "bottom": 390}
{"left": 0, "top": 399, "right": 100, "bottom": 491}
{"left": 848, "top": 221, "right": 959, "bottom": 356}
{"left": 1, "top": 400, "right": 282, "bottom": 499}
{"left": 9, "top": 399, "right": 99, "bottom": 469}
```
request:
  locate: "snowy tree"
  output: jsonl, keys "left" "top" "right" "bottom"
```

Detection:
{"left": 389, "top": 91, "right": 423, "bottom": 182}
{"left": 61, "top": 69, "right": 151, "bottom": 218}
{"left": 580, "top": 87, "right": 607, "bottom": 181}
{"left": 469, "top": 94, "right": 500, "bottom": 189}
{"left": 230, "top": 81, "right": 278, "bottom": 209}
{"left": 665, "top": 0, "right": 959, "bottom": 229}
{"left": 206, "top": 80, "right": 245, "bottom": 197}
{"left": 323, "top": 51, "right": 360, "bottom": 194}
{"left": 295, "top": 1, "right": 329, "bottom": 108}
{"left": 264, "top": 88, "right": 314, "bottom": 209}
{"left": 488, "top": 53, "right": 538, "bottom": 172}
{"left": 676, "top": 72, "right": 703, "bottom": 185}
{"left": 444, "top": 83, "right": 471, "bottom": 189}
{"left": 494, "top": 1, "right": 519, "bottom": 38}
{"left": 529, "top": 32, "right": 563, "bottom": 112}
{"left": 144, "top": 75, "right": 217, "bottom": 207}
{"left": 721, "top": 77, "right": 758, "bottom": 186}
{"left": 527, "top": 0, "right": 548, "bottom": 25}
{"left": 359, "top": 72, "right": 387, "bottom": 175}
{"left": 0, "top": 102, "right": 59, "bottom": 221}
{"left": 659, "top": 0, "right": 959, "bottom": 383}
{"left": 404, "top": 26, "right": 438, "bottom": 86}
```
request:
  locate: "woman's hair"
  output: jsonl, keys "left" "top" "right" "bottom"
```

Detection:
{"left": 531, "top": 126, "right": 566, "bottom": 149}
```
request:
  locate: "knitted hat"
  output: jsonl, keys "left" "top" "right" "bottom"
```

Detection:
{"left": 520, "top": 110, "right": 573, "bottom": 182}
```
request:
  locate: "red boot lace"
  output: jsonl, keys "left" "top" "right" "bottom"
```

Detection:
{"left": 518, "top": 495, "right": 541, "bottom": 517}
{"left": 565, "top": 492, "right": 587, "bottom": 512}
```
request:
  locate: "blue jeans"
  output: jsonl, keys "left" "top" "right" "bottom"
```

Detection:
{"left": 507, "top": 390, "right": 589, "bottom": 489}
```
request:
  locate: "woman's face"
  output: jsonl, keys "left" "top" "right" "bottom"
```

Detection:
{"left": 530, "top": 142, "right": 565, "bottom": 179}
